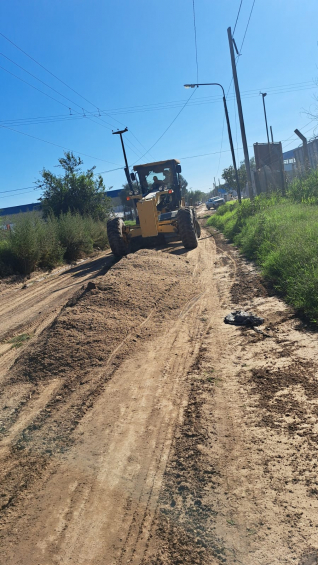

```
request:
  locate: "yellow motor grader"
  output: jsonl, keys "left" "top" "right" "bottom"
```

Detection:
{"left": 107, "top": 159, "right": 200, "bottom": 257}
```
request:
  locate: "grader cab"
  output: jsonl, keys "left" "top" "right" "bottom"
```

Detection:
{"left": 107, "top": 159, "right": 200, "bottom": 257}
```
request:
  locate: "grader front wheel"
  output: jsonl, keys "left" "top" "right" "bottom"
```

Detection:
{"left": 177, "top": 207, "right": 198, "bottom": 249}
{"left": 107, "top": 218, "right": 130, "bottom": 257}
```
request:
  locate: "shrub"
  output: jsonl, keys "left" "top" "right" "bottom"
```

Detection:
{"left": 207, "top": 196, "right": 318, "bottom": 322}
{"left": 287, "top": 169, "right": 318, "bottom": 204}
{"left": 9, "top": 213, "right": 42, "bottom": 274}
{"left": 0, "top": 239, "right": 15, "bottom": 277}
{"left": 83, "top": 216, "right": 108, "bottom": 250}
{"left": 38, "top": 215, "right": 64, "bottom": 270}
{"left": 57, "top": 212, "right": 93, "bottom": 262}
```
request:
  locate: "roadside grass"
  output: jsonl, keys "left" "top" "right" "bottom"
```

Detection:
{"left": 0, "top": 211, "right": 109, "bottom": 277}
{"left": 207, "top": 195, "right": 318, "bottom": 322}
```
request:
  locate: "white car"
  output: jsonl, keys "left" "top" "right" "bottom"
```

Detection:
{"left": 206, "top": 197, "right": 219, "bottom": 210}
{"left": 212, "top": 198, "right": 225, "bottom": 209}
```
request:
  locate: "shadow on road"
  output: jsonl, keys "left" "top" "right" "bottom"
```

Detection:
{"left": 59, "top": 253, "right": 115, "bottom": 280}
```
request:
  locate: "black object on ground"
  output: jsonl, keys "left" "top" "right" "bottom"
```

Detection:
{"left": 224, "top": 310, "right": 264, "bottom": 327}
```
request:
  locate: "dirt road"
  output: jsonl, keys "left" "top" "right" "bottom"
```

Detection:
{"left": 1, "top": 212, "right": 318, "bottom": 564}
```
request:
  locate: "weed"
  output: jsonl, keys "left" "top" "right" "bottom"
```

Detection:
{"left": 8, "top": 333, "right": 31, "bottom": 348}
{"left": 124, "top": 220, "right": 137, "bottom": 226}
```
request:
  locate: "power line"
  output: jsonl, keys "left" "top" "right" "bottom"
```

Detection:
{"left": 0, "top": 30, "right": 133, "bottom": 134}
{"left": 0, "top": 186, "right": 36, "bottom": 194}
{"left": 192, "top": 0, "right": 199, "bottom": 83}
{"left": 0, "top": 123, "right": 120, "bottom": 164}
{"left": 0, "top": 31, "right": 106, "bottom": 116}
{"left": 4, "top": 124, "right": 318, "bottom": 200}
{"left": 0, "top": 34, "right": 152, "bottom": 156}
{"left": 233, "top": 0, "right": 244, "bottom": 35}
{"left": 0, "top": 64, "right": 73, "bottom": 112}
{"left": 132, "top": 88, "right": 198, "bottom": 165}
{"left": 0, "top": 79, "right": 314, "bottom": 129}
{"left": 0, "top": 60, "right": 120, "bottom": 135}
{"left": 240, "top": 0, "right": 256, "bottom": 51}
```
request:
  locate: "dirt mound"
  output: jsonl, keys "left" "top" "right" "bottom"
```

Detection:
{"left": 0, "top": 249, "right": 197, "bottom": 520}
{"left": 11, "top": 250, "right": 194, "bottom": 384}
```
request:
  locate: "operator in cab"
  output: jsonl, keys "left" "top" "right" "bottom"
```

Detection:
{"left": 152, "top": 175, "right": 164, "bottom": 191}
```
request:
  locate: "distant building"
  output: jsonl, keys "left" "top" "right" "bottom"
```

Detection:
{"left": 294, "top": 138, "right": 318, "bottom": 173}
{"left": 283, "top": 149, "right": 297, "bottom": 179}
{"left": 0, "top": 202, "right": 41, "bottom": 217}
{"left": 283, "top": 138, "right": 318, "bottom": 178}
{"left": 0, "top": 189, "right": 124, "bottom": 219}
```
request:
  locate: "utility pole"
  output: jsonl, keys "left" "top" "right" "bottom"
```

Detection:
{"left": 270, "top": 126, "right": 274, "bottom": 143}
{"left": 112, "top": 127, "right": 133, "bottom": 191}
{"left": 294, "top": 128, "right": 310, "bottom": 174}
{"left": 261, "top": 93, "right": 270, "bottom": 144}
{"left": 227, "top": 26, "right": 254, "bottom": 199}
{"left": 184, "top": 82, "right": 241, "bottom": 202}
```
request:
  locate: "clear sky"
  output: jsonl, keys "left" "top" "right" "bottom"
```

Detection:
{"left": 0, "top": 0, "right": 318, "bottom": 208}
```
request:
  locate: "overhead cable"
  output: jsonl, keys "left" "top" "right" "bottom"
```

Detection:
{"left": 233, "top": 0, "right": 244, "bottom": 35}
{"left": 132, "top": 88, "right": 198, "bottom": 165}
{"left": 0, "top": 124, "right": 119, "bottom": 164}
{"left": 240, "top": 0, "right": 256, "bottom": 51}
{"left": 192, "top": 0, "right": 199, "bottom": 83}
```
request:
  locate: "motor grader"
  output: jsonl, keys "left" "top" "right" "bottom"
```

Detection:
{"left": 107, "top": 159, "right": 200, "bottom": 257}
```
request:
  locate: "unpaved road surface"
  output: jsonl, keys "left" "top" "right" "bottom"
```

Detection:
{"left": 1, "top": 210, "right": 318, "bottom": 564}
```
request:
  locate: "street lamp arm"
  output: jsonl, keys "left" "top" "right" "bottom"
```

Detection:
{"left": 184, "top": 83, "right": 225, "bottom": 97}
{"left": 183, "top": 81, "right": 241, "bottom": 203}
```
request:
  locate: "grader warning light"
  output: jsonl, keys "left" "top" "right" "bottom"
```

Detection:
{"left": 107, "top": 159, "right": 201, "bottom": 257}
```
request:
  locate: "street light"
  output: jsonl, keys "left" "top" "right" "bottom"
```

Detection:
{"left": 260, "top": 92, "right": 270, "bottom": 145}
{"left": 184, "top": 82, "right": 241, "bottom": 203}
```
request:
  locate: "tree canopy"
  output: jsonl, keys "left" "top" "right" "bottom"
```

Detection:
{"left": 222, "top": 158, "right": 256, "bottom": 192}
{"left": 37, "top": 152, "right": 112, "bottom": 220}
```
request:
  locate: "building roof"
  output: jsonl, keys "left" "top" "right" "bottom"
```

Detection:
{"left": 0, "top": 202, "right": 41, "bottom": 217}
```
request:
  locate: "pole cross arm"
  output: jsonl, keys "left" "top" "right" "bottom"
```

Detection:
{"left": 112, "top": 127, "right": 128, "bottom": 135}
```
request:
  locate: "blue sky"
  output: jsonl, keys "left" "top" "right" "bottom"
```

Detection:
{"left": 0, "top": 0, "right": 318, "bottom": 208}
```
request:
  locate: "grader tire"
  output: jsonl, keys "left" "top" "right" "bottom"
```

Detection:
{"left": 177, "top": 207, "right": 198, "bottom": 249}
{"left": 195, "top": 219, "right": 201, "bottom": 238}
{"left": 107, "top": 218, "right": 130, "bottom": 257}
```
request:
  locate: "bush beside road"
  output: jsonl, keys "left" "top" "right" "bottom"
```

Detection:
{"left": 0, "top": 211, "right": 109, "bottom": 276}
{"left": 207, "top": 194, "right": 318, "bottom": 322}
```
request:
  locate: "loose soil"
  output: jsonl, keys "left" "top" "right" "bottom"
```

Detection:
{"left": 1, "top": 208, "right": 318, "bottom": 564}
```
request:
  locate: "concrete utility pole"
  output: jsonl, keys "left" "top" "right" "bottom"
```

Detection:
{"left": 270, "top": 126, "right": 274, "bottom": 143}
{"left": 294, "top": 129, "right": 310, "bottom": 173}
{"left": 184, "top": 82, "right": 241, "bottom": 202}
{"left": 112, "top": 127, "right": 133, "bottom": 191}
{"left": 227, "top": 26, "right": 254, "bottom": 198}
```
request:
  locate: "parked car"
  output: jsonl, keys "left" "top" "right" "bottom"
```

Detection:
{"left": 212, "top": 197, "right": 225, "bottom": 209}
{"left": 206, "top": 197, "right": 219, "bottom": 210}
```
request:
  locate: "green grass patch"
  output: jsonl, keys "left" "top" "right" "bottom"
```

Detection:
{"left": 8, "top": 333, "right": 31, "bottom": 348}
{"left": 207, "top": 194, "right": 318, "bottom": 323}
{"left": 124, "top": 220, "right": 136, "bottom": 226}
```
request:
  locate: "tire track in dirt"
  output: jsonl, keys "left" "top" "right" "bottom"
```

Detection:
{"left": 0, "top": 249, "right": 204, "bottom": 565}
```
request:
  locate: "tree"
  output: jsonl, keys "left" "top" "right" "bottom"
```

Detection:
{"left": 179, "top": 174, "right": 188, "bottom": 197}
{"left": 37, "top": 152, "right": 112, "bottom": 220}
{"left": 119, "top": 182, "right": 139, "bottom": 219}
{"left": 221, "top": 158, "right": 256, "bottom": 191}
